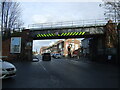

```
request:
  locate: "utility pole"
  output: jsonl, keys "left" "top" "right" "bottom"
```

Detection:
{"left": 1, "top": 2, "right": 4, "bottom": 36}
{"left": 0, "top": 2, "right": 5, "bottom": 59}
{"left": 0, "top": 2, "right": 4, "bottom": 90}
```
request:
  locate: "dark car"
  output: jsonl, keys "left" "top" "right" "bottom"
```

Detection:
{"left": 42, "top": 53, "right": 51, "bottom": 61}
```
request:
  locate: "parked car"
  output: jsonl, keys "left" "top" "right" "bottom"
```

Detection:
{"left": 72, "top": 50, "right": 78, "bottom": 57}
{"left": 32, "top": 55, "right": 39, "bottom": 62}
{"left": 0, "top": 59, "right": 16, "bottom": 79}
{"left": 51, "top": 53, "right": 55, "bottom": 57}
{"left": 53, "top": 53, "right": 61, "bottom": 59}
{"left": 42, "top": 53, "right": 51, "bottom": 61}
{"left": 32, "top": 58, "right": 39, "bottom": 62}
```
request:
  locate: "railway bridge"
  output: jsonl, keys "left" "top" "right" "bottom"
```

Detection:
{"left": 2, "top": 19, "right": 118, "bottom": 62}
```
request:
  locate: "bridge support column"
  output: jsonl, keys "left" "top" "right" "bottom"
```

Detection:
{"left": 21, "top": 29, "right": 33, "bottom": 61}
{"left": 24, "top": 40, "right": 33, "bottom": 61}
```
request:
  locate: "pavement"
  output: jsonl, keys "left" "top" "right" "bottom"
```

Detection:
{"left": 2, "top": 55, "right": 119, "bottom": 88}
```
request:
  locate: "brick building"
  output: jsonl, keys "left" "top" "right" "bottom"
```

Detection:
{"left": 40, "top": 46, "right": 48, "bottom": 55}
{"left": 63, "top": 39, "right": 80, "bottom": 57}
{"left": 40, "top": 38, "right": 81, "bottom": 57}
{"left": 2, "top": 29, "right": 33, "bottom": 61}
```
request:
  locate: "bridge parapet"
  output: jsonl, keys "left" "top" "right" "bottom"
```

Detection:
{"left": 28, "top": 19, "right": 107, "bottom": 29}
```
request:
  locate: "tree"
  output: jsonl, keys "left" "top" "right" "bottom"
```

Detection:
{"left": 105, "top": 20, "right": 118, "bottom": 48}
{"left": 99, "top": 0, "right": 119, "bottom": 48}
{"left": 100, "top": 0, "right": 120, "bottom": 22}
{"left": 0, "top": 0, "right": 23, "bottom": 36}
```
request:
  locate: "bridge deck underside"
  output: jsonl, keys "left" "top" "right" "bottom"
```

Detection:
{"left": 32, "top": 34, "right": 104, "bottom": 40}
{"left": 30, "top": 26, "right": 105, "bottom": 40}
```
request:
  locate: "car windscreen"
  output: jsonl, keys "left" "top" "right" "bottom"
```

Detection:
{"left": 56, "top": 54, "right": 60, "bottom": 55}
{"left": 44, "top": 53, "right": 50, "bottom": 55}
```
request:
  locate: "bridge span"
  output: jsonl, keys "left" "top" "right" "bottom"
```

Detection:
{"left": 4, "top": 19, "right": 118, "bottom": 62}
{"left": 28, "top": 19, "right": 107, "bottom": 39}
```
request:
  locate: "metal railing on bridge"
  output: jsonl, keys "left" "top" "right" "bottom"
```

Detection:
{"left": 28, "top": 19, "right": 107, "bottom": 30}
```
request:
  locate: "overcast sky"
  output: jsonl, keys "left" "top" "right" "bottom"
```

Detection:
{"left": 21, "top": 2, "right": 105, "bottom": 27}
{"left": 20, "top": 1, "right": 105, "bottom": 52}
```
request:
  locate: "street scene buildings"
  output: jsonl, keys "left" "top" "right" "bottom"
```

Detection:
{"left": 40, "top": 39, "right": 80, "bottom": 57}
{"left": 1, "top": 1, "right": 119, "bottom": 89}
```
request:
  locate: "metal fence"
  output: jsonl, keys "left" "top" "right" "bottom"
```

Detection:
{"left": 28, "top": 19, "right": 107, "bottom": 29}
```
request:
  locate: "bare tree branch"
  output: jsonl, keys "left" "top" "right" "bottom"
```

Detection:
{"left": 100, "top": 0, "right": 120, "bottom": 22}
{"left": 0, "top": 0, "right": 23, "bottom": 36}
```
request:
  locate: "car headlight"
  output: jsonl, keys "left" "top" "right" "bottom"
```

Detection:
{"left": 14, "top": 68, "right": 17, "bottom": 72}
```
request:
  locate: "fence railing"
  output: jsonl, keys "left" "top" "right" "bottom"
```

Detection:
{"left": 28, "top": 19, "right": 107, "bottom": 29}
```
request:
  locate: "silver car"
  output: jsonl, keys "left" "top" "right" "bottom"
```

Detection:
{"left": 54, "top": 53, "right": 61, "bottom": 59}
{"left": 0, "top": 59, "right": 16, "bottom": 79}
